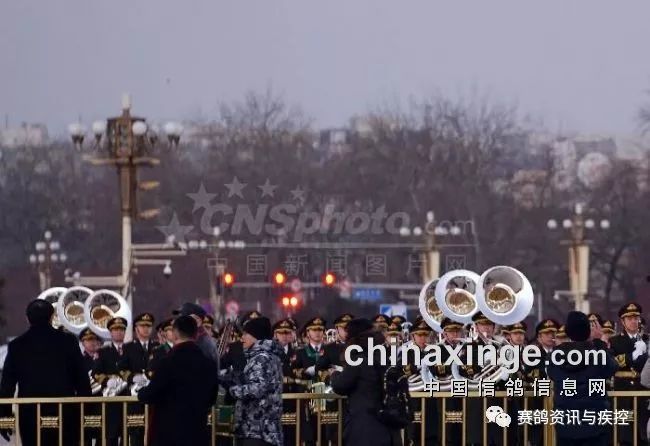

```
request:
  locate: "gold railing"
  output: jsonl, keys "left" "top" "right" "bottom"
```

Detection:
{"left": 0, "top": 391, "right": 648, "bottom": 446}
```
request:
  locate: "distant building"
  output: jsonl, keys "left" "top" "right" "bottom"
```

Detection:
{"left": 0, "top": 123, "right": 49, "bottom": 148}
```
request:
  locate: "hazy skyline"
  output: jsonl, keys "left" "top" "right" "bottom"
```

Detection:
{"left": 2, "top": 1, "right": 650, "bottom": 136}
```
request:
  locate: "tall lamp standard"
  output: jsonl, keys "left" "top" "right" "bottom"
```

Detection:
{"left": 547, "top": 203, "right": 609, "bottom": 313}
{"left": 29, "top": 230, "right": 67, "bottom": 291}
{"left": 400, "top": 211, "right": 461, "bottom": 284}
{"left": 68, "top": 94, "right": 182, "bottom": 305}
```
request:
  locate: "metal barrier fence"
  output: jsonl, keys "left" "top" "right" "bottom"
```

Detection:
{"left": 0, "top": 391, "right": 648, "bottom": 445}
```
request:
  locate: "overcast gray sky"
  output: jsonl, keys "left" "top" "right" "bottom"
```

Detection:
{"left": 2, "top": 1, "right": 650, "bottom": 136}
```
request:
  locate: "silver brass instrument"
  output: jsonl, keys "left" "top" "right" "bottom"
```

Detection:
{"left": 416, "top": 267, "right": 535, "bottom": 393}
{"left": 434, "top": 270, "right": 480, "bottom": 325}
{"left": 418, "top": 279, "right": 443, "bottom": 332}
{"left": 88, "top": 370, "right": 102, "bottom": 395}
{"left": 57, "top": 286, "right": 93, "bottom": 335}
{"left": 37, "top": 287, "right": 67, "bottom": 329}
{"left": 309, "top": 381, "right": 334, "bottom": 413}
{"left": 401, "top": 321, "right": 413, "bottom": 341}
{"left": 475, "top": 266, "right": 534, "bottom": 326}
{"left": 84, "top": 289, "right": 132, "bottom": 340}
{"left": 325, "top": 328, "right": 338, "bottom": 344}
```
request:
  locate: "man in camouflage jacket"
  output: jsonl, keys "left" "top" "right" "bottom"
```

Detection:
{"left": 227, "top": 317, "right": 284, "bottom": 446}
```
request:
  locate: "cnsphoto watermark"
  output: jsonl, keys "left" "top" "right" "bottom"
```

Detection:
{"left": 158, "top": 180, "right": 476, "bottom": 243}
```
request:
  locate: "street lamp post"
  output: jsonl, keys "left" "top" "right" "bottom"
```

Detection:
{"left": 400, "top": 211, "right": 461, "bottom": 284}
{"left": 547, "top": 203, "right": 609, "bottom": 313}
{"left": 69, "top": 94, "right": 182, "bottom": 306}
{"left": 29, "top": 230, "right": 67, "bottom": 291}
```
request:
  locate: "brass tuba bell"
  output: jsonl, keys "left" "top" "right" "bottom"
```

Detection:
{"left": 57, "top": 286, "right": 93, "bottom": 335}
{"left": 418, "top": 278, "right": 443, "bottom": 333}
{"left": 37, "top": 287, "right": 68, "bottom": 329}
{"left": 434, "top": 270, "right": 481, "bottom": 324}
{"left": 475, "top": 266, "right": 534, "bottom": 326}
{"left": 84, "top": 289, "right": 132, "bottom": 340}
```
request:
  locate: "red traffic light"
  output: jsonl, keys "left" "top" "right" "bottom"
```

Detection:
{"left": 290, "top": 296, "right": 298, "bottom": 307}
{"left": 274, "top": 272, "right": 286, "bottom": 286}
{"left": 223, "top": 273, "right": 235, "bottom": 286}
{"left": 323, "top": 272, "right": 336, "bottom": 286}
{"left": 281, "top": 296, "right": 291, "bottom": 307}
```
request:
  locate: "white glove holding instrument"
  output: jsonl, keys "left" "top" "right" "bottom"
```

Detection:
{"left": 632, "top": 340, "right": 647, "bottom": 361}
{"left": 305, "top": 366, "right": 316, "bottom": 377}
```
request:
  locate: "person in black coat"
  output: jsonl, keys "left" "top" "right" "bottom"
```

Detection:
{"left": 547, "top": 311, "right": 618, "bottom": 446}
{"left": 138, "top": 315, "right": 219, "bottom": 446}
{"left": 0, "top": 299, "right": 92, "bottom": 446}
{"left": 331, "top": 318, "right": 402, "bottom": 446}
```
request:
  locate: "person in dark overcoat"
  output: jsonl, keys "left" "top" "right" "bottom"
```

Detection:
{"left": 330, "top": 318, "right": 402, "bottom": 446}
{"left": 547, "top": 311, "right": 617, "bottom": 446}
{"left": 0, "top": 299, "right": 91, "bottom": 446}
{"left": 138, "top": 315, "right": 219, "bottom": 446}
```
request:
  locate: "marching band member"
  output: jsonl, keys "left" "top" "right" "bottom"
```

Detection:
{"left": 385, "top": 321, "right": 403, "bottom": 347}
{"left": 120, "top": 313, "right": 158, "bottom": 446}
{"left": 462, "top": 312, "right": 500, "bottom": 446}
{"left": 601, "top": 320, "right": 615, "bottom": 347}
{"left": 80, "top": 327, "right": 101, "bottom": 373}
{"left": 93, "top": 317, "right": 130, "bottom": 446}
{"left": 274, "top": 318, "right": 298, "bottom": 446}
{"left": 148, "top": 318, "right": 174, "bottom": 378}
{"left": 435, "top": 318, "right": 464, "bottom": 446}
{"left": 202, "top": 314, "right": 215, "bottom": 337}
{"left": 318, "top": 313, "right": 353, "bottom": 446}
{"left": 373, "top": 314, "right": 391, "bottom": 333}
{"left": 503, "top": 321, "right": 527, "bottom": 446}
{"left": 610, "top": 303, "right": 648, "bottom": 446}
{"left": 79, "top": 328, "right": 102, "bottom": 445}
{"left": 318, "top": 313, "right": 353, "bottom": 374}
{"left": 525, "top": 318, "right": 557, "bottom": 446}
{"left": 555, "top": 325, "right": 569, "bottom": 346}
{"left": 403, "top": 316, "right": 438, "bottom": 446}
{"left": 291, "top": 317, "right": 327, "bottom": 446}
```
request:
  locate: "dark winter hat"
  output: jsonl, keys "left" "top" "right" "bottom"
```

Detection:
{"left": 173, "top": 302, "right": 206, "bottom": 318}
{"left": 243, "top": 316, "right": 273, "bottom": 341}
{"left": 346, "top": 318, "right": 374, "bottom": 339}
{"left": 565, "top": 311, "right": 590, "bottom": 342}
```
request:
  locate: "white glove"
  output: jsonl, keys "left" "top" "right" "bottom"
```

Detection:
{"left": 332, "top": 365, "right": 343, "bottom": 372}
{"left": 133, "top": 374, "right": 148, "bottom": 386}
{"left": 305, "top": 366, "right": 316, "bottom": 377}
{"left": 633, "top": 340, "right": 647, "bottom": 360}
{"left": 106, "top": 377, "right": 120, "bottom": 389}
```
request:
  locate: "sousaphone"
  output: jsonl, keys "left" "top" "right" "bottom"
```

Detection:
{"left": 434, "top": 270, "right": 481, "bottom": 325}
{"left": 57, "top": 286, "right": 93, "bottom": 335}
{"left": 37, "top": 287, "right": 67, "bottom": 329}
{"left": 84, "top": 289, "right": 132, "bottom": 340}
{"left": 475, "top": 266, "right": 534, "bottom": 326}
